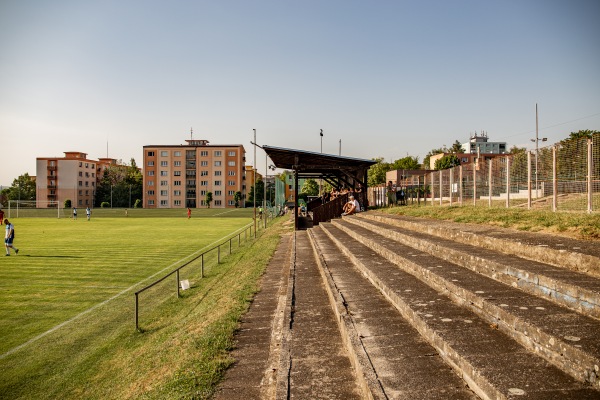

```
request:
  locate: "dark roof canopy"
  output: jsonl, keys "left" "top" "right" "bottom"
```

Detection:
{"left": 263, "top": 145, "right": 376, "bottom": 184}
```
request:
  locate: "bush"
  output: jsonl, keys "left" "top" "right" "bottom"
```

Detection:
{"left": 64, "top": 199, "right": 72, "bottom": 208}
{"left": 134, "top": 199, "right": 142, "bottom": 208}
{"left": 101, "top": 202, "right": 110, "bottom": 208}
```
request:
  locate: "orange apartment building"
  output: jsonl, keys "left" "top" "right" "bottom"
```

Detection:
{"left": 36, "top": 152, "right": 118, "bottom": 208}
{"left": 143, "top": 139, "right": 246, "bottom": 208}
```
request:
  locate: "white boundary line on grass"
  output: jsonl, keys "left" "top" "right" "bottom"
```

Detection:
{"left": 0, "top": 227, "right": 250, "bottom": 360}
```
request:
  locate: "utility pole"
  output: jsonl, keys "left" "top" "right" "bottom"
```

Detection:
{"left": 253, "top": 129, "right": 257, "bottom": 238}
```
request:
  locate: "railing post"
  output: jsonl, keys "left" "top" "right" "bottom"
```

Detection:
{"left": 229, "top": 238, "right": 232, "bottom": 254}
{"left": 527, "top": 151, "right": 532, "bottom": 210}
{"left": 488, "top": 159, "right": 493, "bottom": 208}
{"left": 439, "top": 170, "right": 443, "bottom": 205}
{"left": 553, "top": 146, "right": 558, "bottom": 212}
{"left": 588, "top": 139, "right": 593, "bottom": 213}
{"left": 506, "top": 156, "right": 510, "bottom": 208}
{"left": 176, "top": 269, "right": 180, "bottom": 298}
{"left": 218, "top": 245, "right": 221, "bottom": 264}
{"left": 135, "top": 292, "right": 139, "bottom": 331}
{"left": 473, "top": 163, "right": 477, "bottom": 206}
{"left": 459, "top": 165, "right": 463, "bottom": 206}
{"left": 201, "top": 253, "right": 204, "bottom": 278}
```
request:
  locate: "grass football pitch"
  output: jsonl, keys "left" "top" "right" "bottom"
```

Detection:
{"left": 0, "top": 208, "right": 255, "bottom": 356}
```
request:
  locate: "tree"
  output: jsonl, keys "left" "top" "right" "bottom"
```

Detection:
{"left": 449, "top": 140, "right": 464, "bottom": 153}
{"left": 390, "top": 156, "right": 420, "bottom": 171}
{"left": 434, "top": 154, "right": 460, "bottom": 170}
{"left": 205, "top": 192, "right": 213, "bottom": 208}
{"left": 422, "top": 148, "right": 445, "bottom": 170}
{"left": 558, "top": 130, "right": 600, "bottom": 180}
{"left": 234, "top": 191, "right": 242, "bottom": 208}
{"left": 368, "top": 157, "right": 391, "bottom": 186}
{"left": 300, "top": 179, "right": 319, "bottom": 196}
{"left": 509, "top": 145, "right": 527, "bottom": 154}
{"left": 3, "top": 173, "right": 36, "bottom": 201}
{"left": 248, "top": 178, "right": 264, "bottom": 204}
{"left": 95, "top": 159, "right": 143, "bottom": 208}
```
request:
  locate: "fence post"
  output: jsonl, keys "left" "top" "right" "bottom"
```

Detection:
{"left": 553, "top": 146, "right": 558, "bottom": 212}
{"left": 439, "top": 170, "right": 443, "bottom": 205}
{"left": 449, "top": 168, "right": 454, "bottom": 206}
{"left": 488, "top": 159, "right": 493, "bottom": 208}
{"left": 201, "top": 253, "right": 204, "bottom": 278}
{"left": 473, "top": 163, "right": 477, "bottom": 206}
{"left": 506, "top": 156, "right": 510, "bottom": 209}
{"left": 459, "top": 165, "right": 463, "bottom": 206}
{"left": 135, "top": 292, "right": 139, "bottom": 331}
{"left": 176, "top": 269, "right": 180, "bottom": 298}
{"left": 218, "top": 245, "right": 221, "bottom": 263}
{"left": 588, "top": 138, "right": 593, "bottom": 213}
{"left": 229, "top": 238, "right": 232, "bottom": 255}
{"left": 527, "top": 151, "right": 532, "bottom": 209}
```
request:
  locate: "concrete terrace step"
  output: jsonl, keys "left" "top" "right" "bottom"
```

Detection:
{"left": 307, "top": 226, "right": 477, "bottom": 399}
{"left": 352, "top": 213, "right": 600, "bottom": 319}
{"left": 359, "top": 212, "right": 600, "bottom": 278}
{"left": 333, "top": 217, "right": 600, "bottom": 389}
{"left": 319, "top": 221, "right": 600, "bottom": 399}
{"left": 283, "top": 231, "right": 363, "bottom": 399}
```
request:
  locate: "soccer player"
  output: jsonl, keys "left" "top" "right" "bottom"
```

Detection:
{"left": 4, "top": 219, "right": 19, "bottom": 256}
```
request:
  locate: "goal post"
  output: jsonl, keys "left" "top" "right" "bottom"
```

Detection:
{"left": 7, "top": 200, "right": 67, "bottom": 218}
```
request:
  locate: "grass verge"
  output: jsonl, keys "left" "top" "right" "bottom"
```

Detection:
{"left": 379, "top": 204, "right": 600, "bottom": 240}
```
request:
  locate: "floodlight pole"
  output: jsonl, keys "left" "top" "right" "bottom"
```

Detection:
{"left": 264, "top": 151, "right": 267, "bottom": 229}
{"left": 253, "top": 129, "right": 257, "bottom": 238}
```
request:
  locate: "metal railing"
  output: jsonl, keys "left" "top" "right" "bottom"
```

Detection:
{"left": 134, "top": 222, "right": 257, "bottom": 331}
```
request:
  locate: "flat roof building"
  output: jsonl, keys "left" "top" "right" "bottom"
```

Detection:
{"left": 143, "top": 139, "right": 246, "bottom": 208}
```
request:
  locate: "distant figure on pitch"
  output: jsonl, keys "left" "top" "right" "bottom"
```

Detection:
{"left": 4, "top": 219, "right": 18, "bottom": 256}
{"left": 0, "top": 209, "right": 4, "bottom": 225}
{"left": 86, "top": 207, "right": 91, "bottom": 221}
{"left": 187, "top": 208, "right": 191, "bottom": 219}
{"left": 73, "top": 207, "right": 77, "bottom": 220}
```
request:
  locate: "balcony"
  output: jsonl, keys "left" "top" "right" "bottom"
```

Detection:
{"left": 47, "top": 166, "right": 57, "bottom": 171}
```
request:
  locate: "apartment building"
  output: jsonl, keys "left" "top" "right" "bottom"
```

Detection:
{"left": 36, "top": 152, "right": 117, "bottom": 208}
{"left": 143, "top": 139, "right": 246, "bottom": 208}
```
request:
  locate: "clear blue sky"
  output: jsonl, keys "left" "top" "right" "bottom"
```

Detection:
{"left": 1, "top": 0, "right": 599, "bottom": 185}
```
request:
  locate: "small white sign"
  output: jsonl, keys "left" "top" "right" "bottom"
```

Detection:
{"left": 180, "top": 279, "right": 190, "bottom": 290}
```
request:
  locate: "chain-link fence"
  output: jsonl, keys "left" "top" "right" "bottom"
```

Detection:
{"left": 371, "top": 136, "right": 599, "bottom": 213}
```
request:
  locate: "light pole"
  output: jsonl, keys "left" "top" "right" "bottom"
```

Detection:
{"left": 530, "top": 104, "right": 547, "bottom": 197}
{"left": 319, "top": 129, "right": 323, "bottom": 196}
{"left": 252, "top": 129, "right": 257, "bottom": 238}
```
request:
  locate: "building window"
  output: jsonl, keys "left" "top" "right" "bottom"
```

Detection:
{"left": 79, "top": 190, "right": 83, "bottom": 195}
{"left": 161, "top": 161, "right": 168, "bottom": 166}
{"left": 228, "top": 171, "right": 236, "bottom": 176}
{"left": 214, "top": 180, "right": 222, "bottom": 186}
{"left": 174, "top": 181, "right": 182, "bottom": 186}
{"left": 85, "top": 181, "right": 89, "bottom": 187}
{"left": 214, "top": 171, "right": 222, "bottom": 176}
{"left": 228, "top": 180, "right": 235, "bottom": 186}
{"left": 228, "top": 190, "right": 235, "bottom": 195}
{"left": 148, "top": 200, "right": 155, "bottom": 205}
{"left": 174, "top": 171, "right": 181, "bottom": 176}
{"left": 200, "top": 190, "right": 207, "bottom": 196}
{"left": 79, "top": 181, "right": 83, "bottom": 186}
{"left": 147, "top": 151, "right": 155, "bottom": 157}
{"left": 148, "top": 190, "right": 155, "bottom": 195}
{"left": 214, "top": 200, "right": 222, "bottom": 206}
{"left": 228, "top": 200, "right": 235, "bottom": 206}
{"left": 201, "top": 161, "right": 208, "bottom": 166}
{"left": 174, "top": 151, "right": 181, "bottom": 157}
{"left": 161, "top": 151, "right": 168, "bottom": 157}
{"left": 201, "top": 181, "right": 208, "bottom": 186}
{"left": 214, "top": 151, "right": 222, "bottom": 157}
{"left": 79, "top": 200, "right": 83, "bottom": 205}
{"left": 174, "top": 161, "right": 181, "bottom": 166}
{"left": 214, "top": 161, "right": 222, "bottom": 167}
{"left": 160, "top": 190, "right": 168, "bottom": 196}
{"left": 148, "top": 181, "right": 154, "bottom": 186}
{"left": 148, "top": 161, "right": 154, "bottom": 166}
{"left": 200, "top": 151, "right": 208, "bottom": 156}
{"left": 174, "top": 200, "right": 181, "bottom": 206}
{"left": 79, "top": 162, "right": 82, "bottom": 167}
{"left": 201, "top": 171, "right": 208, "bottom": 176}
{"left": 79, "top": 172, "right": 83, "bottom": 177}
{"left": 228, "top": 151, "right": 236, "bottom": 156}
{"left": 161, "top": 181, "right": 168, "bottom": 186}
{"left": 160, "top": 171, "right": 168, "bottom": 176}
{"left": 148, "top": 171, "right": 154, "bottom": 176}
{"left": 215, "top": 190, "right": 222, "bottom": 196}
{"left": 85, "top": 163, "right": 89, "bottom": 168}
{"left": 160, "top": 200, "right": 168, "bottom": 206}
{"left": 174, "top": 190, "right": 181, "bottom": 196}
{"left": 228, "top": 161, "right": 235, "bottom": 166}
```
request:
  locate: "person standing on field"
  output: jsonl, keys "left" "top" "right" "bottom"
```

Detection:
{"left": 73, "top": 207, "right": 77, "bottom": 220}
{"left": 0, "top": 209, "right": 4, "bottom": 225}
{"left": 187, "top": 208, "right": 191, "bottom": 219}
{"left": 86, "top": 207, "right": 91, "bottom": 221}
{"left": 4, "top": 219, "right": 18, "bottom": 256}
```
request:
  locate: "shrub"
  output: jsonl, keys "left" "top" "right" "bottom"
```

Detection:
{"left": 101, "top": 202, "right": 110, "bottom": 208}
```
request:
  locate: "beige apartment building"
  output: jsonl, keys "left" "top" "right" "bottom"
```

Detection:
{"left": 143, "top": 139, "right": 246, "bottom": 208}
{"left": 36, "top": 152, "right": 117, "bottom": 208}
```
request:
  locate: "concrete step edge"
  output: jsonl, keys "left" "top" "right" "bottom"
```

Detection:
{"left": 346, "top": 215, "right": 600, "bottom": 320}
{"left": 330, "top": 219, "right": 600, "bottom": 388}
{"left": 306, "top": 228, "right": 387, "bottom": 400}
